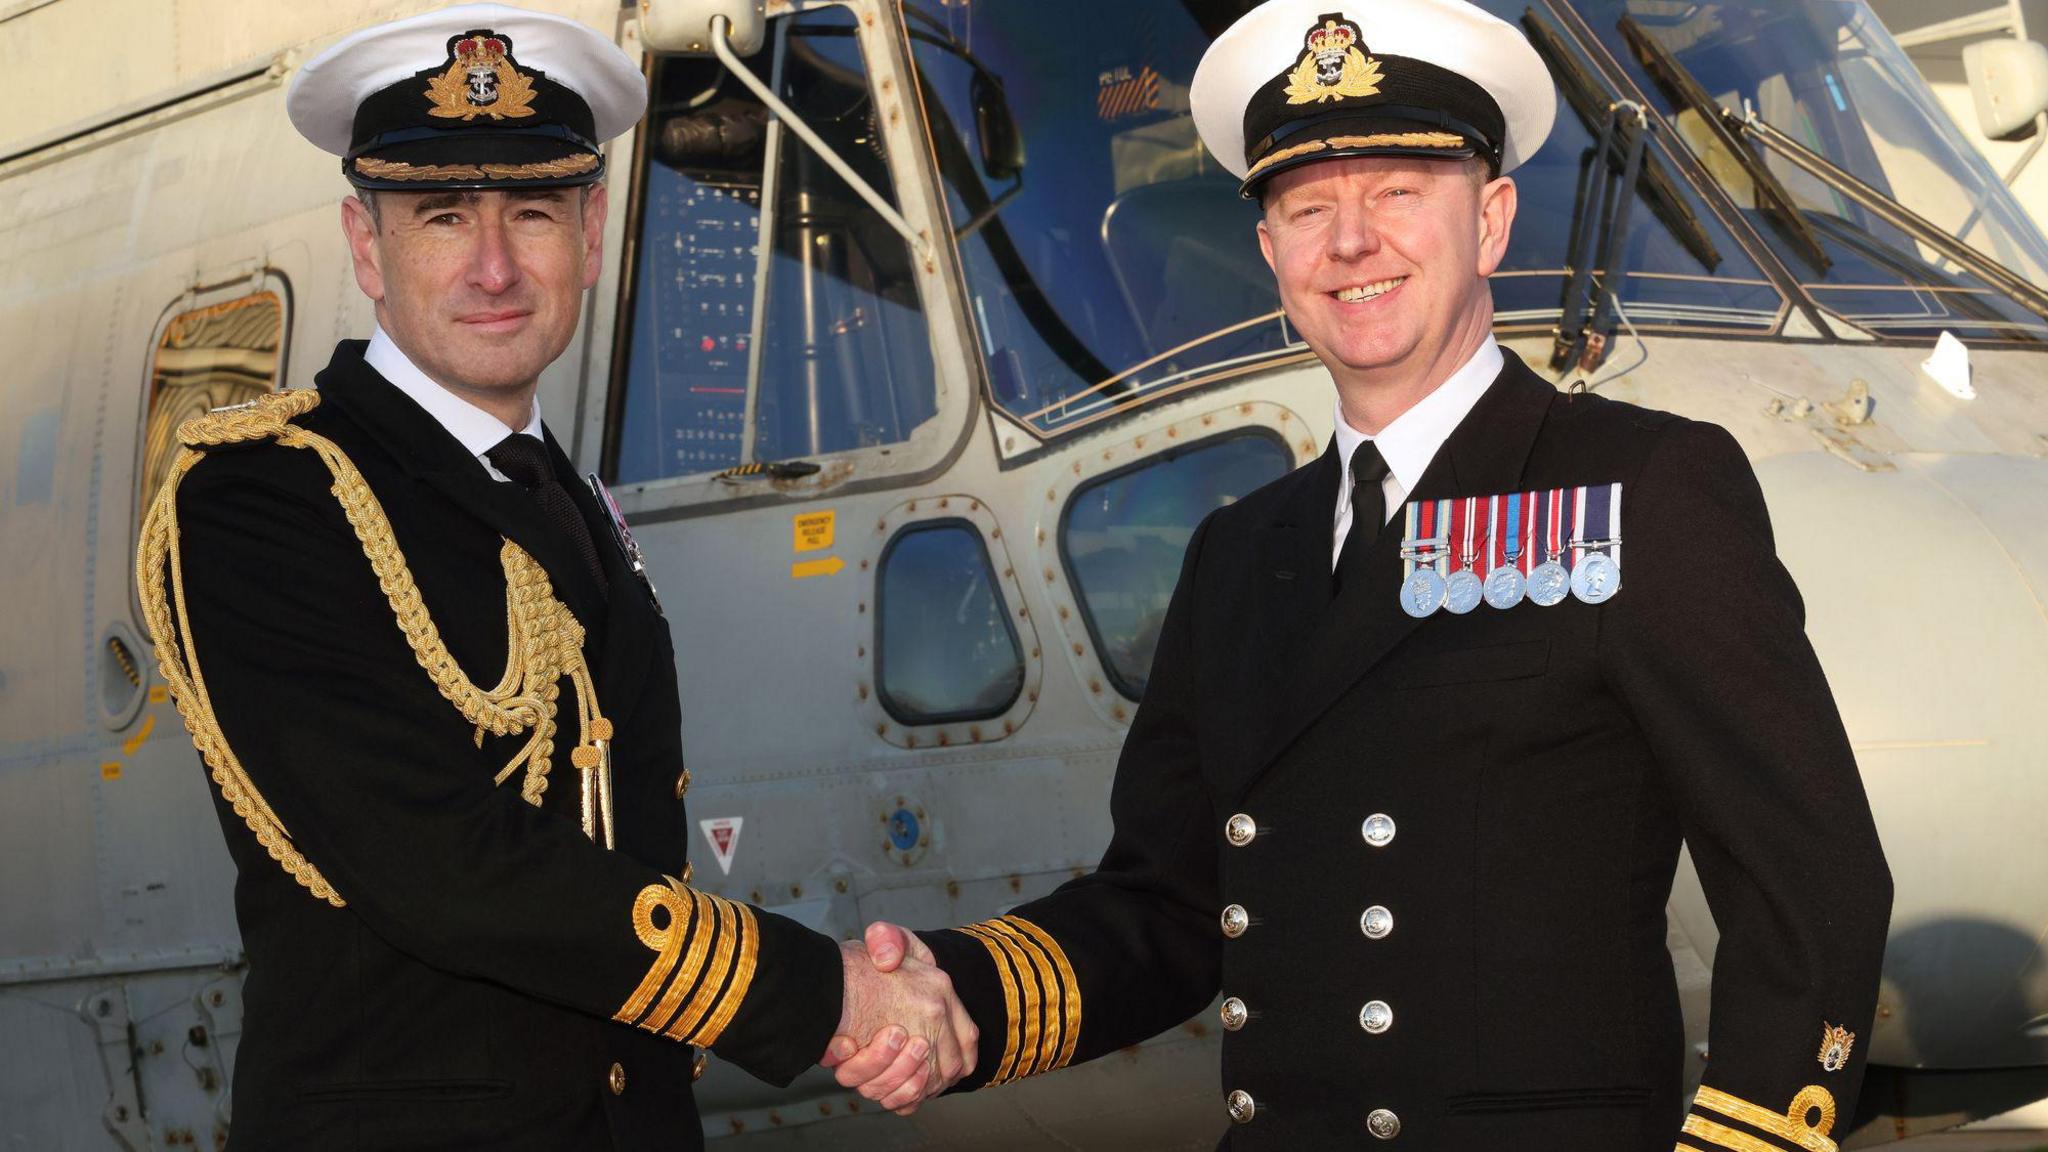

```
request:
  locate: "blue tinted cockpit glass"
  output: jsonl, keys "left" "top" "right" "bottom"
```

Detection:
{"left": 1062, "top": 432, "right": 1293, "bottom": 699}
{"left": 1574, "top": 0, "right": 2048, "bottom": 342}
{"left": 1476, "top": 0, "right": 1785, "bottom": 335}
{"left": 906, "top": 0, "right": 1295, "bottom": 437}
{"left": 877, "top": 522, "right": 1025, "bottom": 725}
{"left": 613, "top": 7, "right": 938, "bottom": 484}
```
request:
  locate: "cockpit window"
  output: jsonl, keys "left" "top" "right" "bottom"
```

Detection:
{"left": 1487, "top": 0, "right": 1786, "bottom": 340}
{"left": 1580, "top": 0, "right": 2048, "bottom": 342}
{"left": 907, "top": 0, "right": 1293, "bottom": 438}
{"left": 611, "top": 5, "right": 938, "bottom": 484}
{"left": 908, "top": 0, "right": 1805, "bottom": 437}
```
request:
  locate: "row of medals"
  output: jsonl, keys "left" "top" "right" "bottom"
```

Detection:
{"left": 1399, "top": 536, "right": 1622, "bottom": 618}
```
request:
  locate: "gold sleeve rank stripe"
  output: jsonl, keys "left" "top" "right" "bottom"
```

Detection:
{"left": 1682, "top": 1085, "right": 1840, "bottom": 1152}
{"left": 953, "top": 915, "right": 1082, "bottom": 1084}
{"left": 616, "top": 877, "right": 761, "bottom": 1048}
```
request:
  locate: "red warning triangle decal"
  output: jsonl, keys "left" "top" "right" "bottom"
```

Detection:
{"left": 700, "top": 816, "right": 743, "bottom": 875}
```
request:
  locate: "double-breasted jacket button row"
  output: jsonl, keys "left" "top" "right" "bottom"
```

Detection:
{"left": 1223, "top": 1090, "right": 1402, "bottom": 1139}
{"left": 1223, "top": 811, "right": 1403, "bottom": 1134}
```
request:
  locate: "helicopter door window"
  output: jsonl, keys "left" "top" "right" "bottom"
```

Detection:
{"left": 137, "top": 288, "right": 287, "bottom": 540}
{"left": 875, "top": 520, "right": 1026, "bottom": 726}
{"left": 610, "top": 5, "right": 938, "bottom": 485}
{"left": 1060, "top": 431, "right": 1292, "bottom": 700}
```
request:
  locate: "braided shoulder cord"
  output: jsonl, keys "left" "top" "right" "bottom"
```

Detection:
{"left": 136, "top": 390, "right": 610, "bottom": 905}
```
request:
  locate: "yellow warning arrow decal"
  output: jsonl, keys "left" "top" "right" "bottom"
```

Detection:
{"left": 791, "top": 557, "right": 845, "bottom": 580}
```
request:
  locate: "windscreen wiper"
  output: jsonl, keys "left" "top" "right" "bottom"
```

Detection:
{"left": 1522, "top": 9, "right": 1719, "bottom": 273}
{"left": 1525, "top": 9, "right": 1720, "bottom": 372}
{"left": 1552, "top": 99, "right": 1648, "bottom": 373}
{"left": 1739, "top": 115, "right": 2048, "bottom": 324}
{"left": 1618, "top": 15, "right": 1832, "bottom": 275}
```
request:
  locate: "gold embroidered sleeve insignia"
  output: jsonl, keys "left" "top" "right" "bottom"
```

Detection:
{"left": 1817, "top": 1023, "right": 1855, "bottom": 1072}
{"left": 953, "top": 914, "right": 1083, "bottom": 1084}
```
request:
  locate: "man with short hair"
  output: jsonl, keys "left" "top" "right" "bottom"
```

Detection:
{"left": 137, "top": 6, "right": 969, "bottom": 1148}
{"left": 830, "top": 0, "right": 1892, "bottom": 1146}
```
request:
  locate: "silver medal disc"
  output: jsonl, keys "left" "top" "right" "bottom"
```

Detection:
{"left": 1483, "top": 565, "right": 1525, "bottom": 610}
{"left": 1445, "top": 570, "right": 1484, "bottom": 615}
{"left": 1400, "top": 569, "right": 1447, "bottom": 618}
{"left": 1528, "top": 561, "right": 1571, "bottom": 607}
{"left": 1570, "top": 552, "right": 1621, "bottom": 604}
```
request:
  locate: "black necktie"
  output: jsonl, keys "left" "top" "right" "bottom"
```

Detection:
{"left": 1335, "top": 441, "right": 1391, "bottom": 592}
{"left": 485, "top": 434, "right": 609, "bottom": 597}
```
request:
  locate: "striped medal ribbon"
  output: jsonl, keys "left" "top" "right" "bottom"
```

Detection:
{"left": 1398, "top": 499, "right": 1451, "bottom": 618}
{"left": 1444, "top": 495, "right": 1486, "bottom": 615}
{"left": 1570, "top": 482, "right": 1624, "bottom": 604}
{"left": 1484, "top": 492, "right": 1529, "bottom": 609}
{"left": 1528, "top": 486, "right": 1575, "bottom": 607}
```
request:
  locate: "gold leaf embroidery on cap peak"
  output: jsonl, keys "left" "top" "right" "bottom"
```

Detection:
{"left": 1247, "top": 132, "right": 1469, "bottom": 179}
{"left": 352, "top": 153, "right": 600, "bottom": 183}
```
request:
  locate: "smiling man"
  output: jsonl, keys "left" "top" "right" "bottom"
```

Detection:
{"left": 831, "top": 0, "right": 1893, "bottom": 1147}
{"left": 133, "top": 5, "right": 971, "bottom": 1149}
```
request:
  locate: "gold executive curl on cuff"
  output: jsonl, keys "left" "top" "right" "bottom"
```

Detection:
{"left": 617, "top": 877, "right": 761, "bottom": 1047}
{"left": 1686, "top": 1084, "right": 1839, "bottom": 1152}
{"left": 953, "top": 915, "right": 1082, "bottom": 1084}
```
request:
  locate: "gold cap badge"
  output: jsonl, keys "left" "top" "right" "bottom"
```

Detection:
{"left": 425, "top": 32, "right": 538, "bottom": 121}
{"left": 1283, "top": 15, "right": 1383, "bottom": 105}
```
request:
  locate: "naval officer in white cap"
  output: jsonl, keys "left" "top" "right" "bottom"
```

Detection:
{"left": 138, "top": 6, "right": 973, "bottom": 1148}
{"left": 830, "top": 0, "right": 1891, "bottom": 1146}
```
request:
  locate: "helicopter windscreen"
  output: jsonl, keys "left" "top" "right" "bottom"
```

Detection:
{"left": 906, "top": 0, "right": 1290, "bottom": 438}
{"left": 1583, "top": 0, "right": 2048, "bottom": 343}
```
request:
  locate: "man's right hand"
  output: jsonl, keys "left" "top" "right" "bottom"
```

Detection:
{"left": 821, "top": 922, "right": 977, "bottom": 1114}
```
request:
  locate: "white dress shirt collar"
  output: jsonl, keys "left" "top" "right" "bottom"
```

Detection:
{"left": 364, "top": 328, "right": 541, "bottom": 479}
{"left": 1330, "top": 336, "right": 1503, "bottom": 567}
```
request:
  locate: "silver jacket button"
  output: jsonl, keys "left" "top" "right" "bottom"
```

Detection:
{"left": 1360, "top": 1000, "right": 1393, "bottom": 1034}
{"left": 1227, "top": 1089, "right": 1256, "bottom": 1124}
{"left": 1362, "top": 813, "right": 1396, "bottom": 847}
{"left": 1220, "top": 997, "right": 1248, "bottom": 1031}
{"left": 1368, "top": 1107, "right": 1401, "bottom": 1139}
{"left": 1225, "top": 813, "right": 1257, "bottom": 847}
{"left": 1360, "top": 905, "right": 1394, "bottom": 939}
{"left": 1221, "top": 903, "right": 1250, "bottom": 938}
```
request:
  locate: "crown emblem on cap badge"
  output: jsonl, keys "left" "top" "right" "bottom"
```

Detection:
{"left": 424, "top": 31, "right": 538, "bottom": 121}
{"left": 1284, "top": 14, "right": 1383, "bottom": 105}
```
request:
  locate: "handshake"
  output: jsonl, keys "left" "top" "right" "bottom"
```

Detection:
{"left": 820, "top": 922, "right": 978, "bottom": 1114}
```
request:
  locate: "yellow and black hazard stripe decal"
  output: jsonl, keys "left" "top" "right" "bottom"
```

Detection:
{"left": 1676, "top": 1085, "right": 1839, "bottom": 1152}
{"left": 953, "top": 914, "right": 1082, "bottom": 1084}
{"left": 614, "top": 876, "right": 761, "bottom": 1048}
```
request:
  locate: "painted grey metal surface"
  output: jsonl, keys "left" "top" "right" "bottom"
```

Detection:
{"left": 4, "top": 1, "right": 2048, "bottom": 1149}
